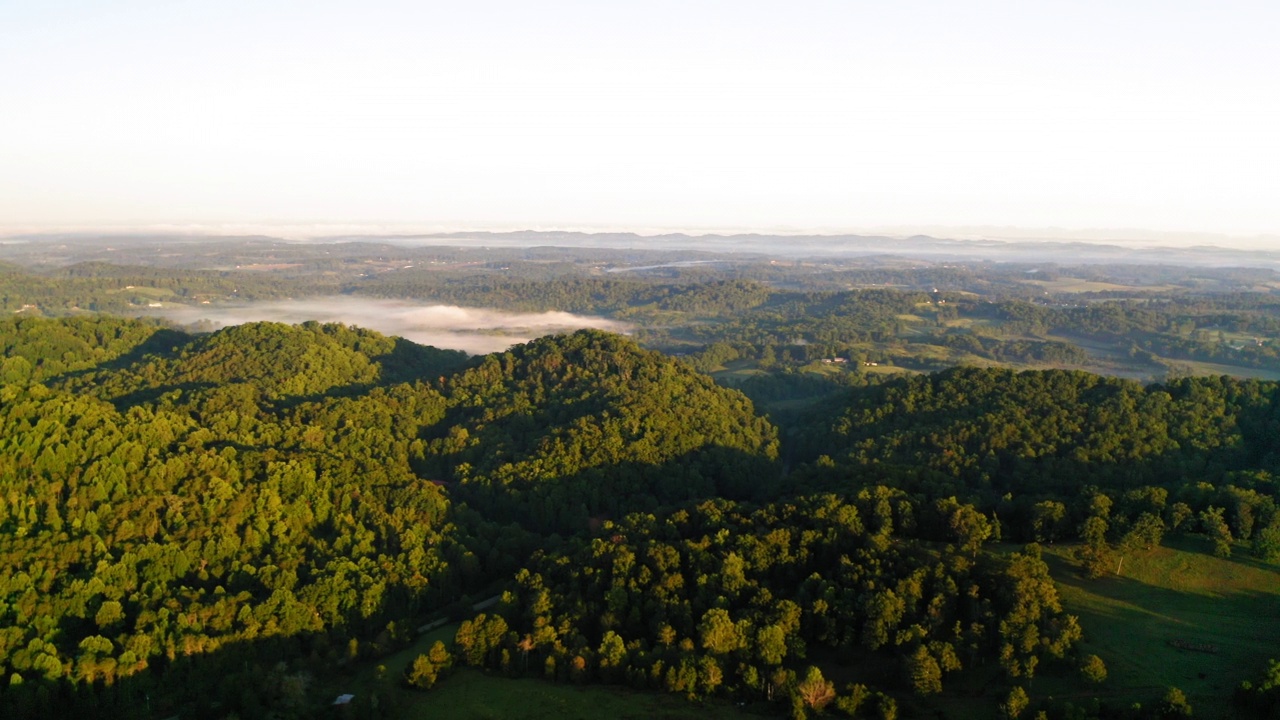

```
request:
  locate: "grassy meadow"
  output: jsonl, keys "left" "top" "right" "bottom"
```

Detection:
{"left": 339, "top": 622, "right": 754, "bottom": 720}
{"left": 400, "top": 669, "right": 754, "bottom": 720}
{"left": 1040, "top": 539, "right": 1280, "bottom": 717}
{"left": 1019, "top": 278, "right": 1181, "bottom": 294}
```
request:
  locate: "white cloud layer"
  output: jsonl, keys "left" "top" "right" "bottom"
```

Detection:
{"left": 155, "top": 298, "right": 629, "bottom": 355}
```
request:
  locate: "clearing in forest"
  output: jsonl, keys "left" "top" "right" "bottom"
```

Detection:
{"left": 1041, "top": 539, "right": 1280, "bottom": 716}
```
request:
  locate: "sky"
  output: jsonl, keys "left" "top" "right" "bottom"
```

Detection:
{"left": 2, "top": 1, "right": 1278, "bottom": 242}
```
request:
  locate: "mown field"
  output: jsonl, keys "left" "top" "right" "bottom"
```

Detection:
{"left": 1040, "top": 539, "right": 1280, "bottom": 718}
{"left": 402, "top": 669, "right": 755, "bottom": 720}
{"left": 340, "top": 623, "right": 755, "bottom": 720}
{"left": 1019, "top": 278, "right": 1181, "bottom": 294}
{"left": 1154, "top": 357, "right": 1280, "bottom": 382}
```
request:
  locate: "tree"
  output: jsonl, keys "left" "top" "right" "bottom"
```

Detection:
{"left": 406, "top": 653, "right": 439, "bottom": 689}
{"left": 1080, "top": 515, "right": 1109, "bottom": 546}
{"left": 1080, "top": 654, "right": 1107, "bottom": 684}
{"left": 698, "top": 655, "right": 724, "bottom": 697}
{"left": 516, "top": 634, "right": 535, "bottom": 672}
{"left": 454, "top": 614, "right": 508, "bottom": 667}
{"left": 427, "top": 640, "right": 452, "bottom": 669}
{"left": 875, "top": 692, "right": 898, "bottom": 720}
{"left": 861, "top": 590, "right": 905, "bottom": 650}
{"left": 1251, "top": 522, "right": 1280, "bottom": 562}
{"left": 569, "top": 654, "right": 589, "bottom": 684}
{"left": 1120, "top": 513, "right": 1165, "bottom": 552}
{"left": 1077, "top": 516, "right": 1114, "bottom": 579}
{"left": 94, "top": 600, "right": 125, "bottom": 631}
{"left": 835, "top": 684, "right": 870, "bottom": 717}
{"left": 935, "top": 497, "right": 992, "bottom": 556}
{"left": 699, "top": 608, "right": 745, "bottom": 655}
{"left": 756, "top": 624, "right": 789, "bottom": 666}
{"left": 768, "top": 667, "right": 795, "bottom": 702}
{"left": 1200, "top": 507, "right": 1233, "bottom": 558}
{"left": 1001, "top": 686, "right": 1029, "bottom": 719}
{"left": 1168, "top": 502, "right": 1193, "bottom": 531}
{"left": 1030, "top": 501, "right": 1066, "bottom": 544}
{"left": 951, "top": 503, "right": 993, "bottom": 557}
{"left": 905, "top": 644, "right": 942, "bottom": 695}
{"left": 597, "top": 631, "right": 627, "bottom": 682}
{"left": 796, "top": 666, "right": 836, "bottom": 712}
{"left": 1159, "top": 686, "right": 1193, "bottom": 718}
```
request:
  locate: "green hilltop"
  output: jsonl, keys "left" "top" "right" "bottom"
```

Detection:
{"left": 0, "top": 316, "right": 1277, "bottom": 720}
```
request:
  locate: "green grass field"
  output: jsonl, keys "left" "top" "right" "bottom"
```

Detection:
{"left": 710, "top": 360, "right": 767, "bottom": 377}
{"left": 401, "top": 669, "right": 754, "bottom": 720}
{"left": 862, "top": 364, "right": 915, "bottom": 375}
{"left": 1020, "top": 278, "right": 1180, "bottom": 294}
{"left": 1040, "top": 539, "right": 1280, "bottom": 718}
{"left": 336, "top": 622, "right": 754, "bottom": 720}
{"left": 106, "top": 285, "right": 174, "bottom": 298}
{"left": 1158, "top": 357, "right": 1280, "bottom": 381}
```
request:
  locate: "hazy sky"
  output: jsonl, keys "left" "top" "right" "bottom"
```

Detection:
{"left": 2, "top": 1, "right": 1278, "bottom": 238}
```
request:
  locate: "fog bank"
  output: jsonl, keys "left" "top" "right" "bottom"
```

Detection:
{"left": 156, "top": 298, "right": 629, "bottom": 355}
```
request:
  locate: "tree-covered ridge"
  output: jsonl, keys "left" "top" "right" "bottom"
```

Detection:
{"left": 798, "top": 367, "right": 1280, "bottom": 492}
{"left": 1, "top": 316, "right": 1277, "bottom": 718}
{"left": 9, "top": 248, "right": 1280, "bottom": 377}
{"left": 424, "top": 330, "right": 780, "bottom": 531}
{"left": 53, "top": 319, "right": 469, "bottom": 408}
{"left": 0, "top": 261, "right": 314, "bottom": 314}
{"left": 360, "top": 277, "right": 773, "bottom": 316}
{"left": 791, "top": 367, "right": 1280, "bottom": 568}
{"left": 0, "top": 319, "right": 786, "bottom": 717}
{"left": 0, "top": 378, "right": 464, "bottom": 697}
{"left": 0, "top": 321, "right": 476, "bottom": 717}
{"left": 451, "top": 494, "right": 1080, "bottom": 710}
{"left": 0, "top": 315, "right": 181, "bottom": 383}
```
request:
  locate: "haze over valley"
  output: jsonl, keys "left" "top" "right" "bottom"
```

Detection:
{"left": 3, "top": 1, "right": 1280, "bottom": 719}
{"left": 153, "top": 297, "right": 629, "bottom": 356}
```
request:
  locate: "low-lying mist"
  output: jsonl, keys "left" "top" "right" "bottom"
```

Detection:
{"left": 155, "top": 297, "right": 630, "bottom": 355}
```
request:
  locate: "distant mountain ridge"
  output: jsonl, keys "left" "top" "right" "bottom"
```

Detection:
{"left": 4, "top": 229, "right": 1278, "bottom": 268}
{"left": 338, "top": 230, "right": 1280, "bottom": 268}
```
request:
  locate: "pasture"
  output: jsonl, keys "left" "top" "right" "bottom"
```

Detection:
{"left": 1040, "top": 539, "right": 1280, "bottom": 717}
{"left": 341, "top": 622, "right": 752, "bottom": 720}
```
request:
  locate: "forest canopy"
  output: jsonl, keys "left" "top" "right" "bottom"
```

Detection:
{"left": 0, "top": 313, "right": 1277, "bottom": 719}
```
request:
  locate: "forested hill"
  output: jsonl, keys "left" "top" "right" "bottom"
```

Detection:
{"left": 0, "top": 319, "right": 470, "bottom": 718}
{"left": 791, "top": 366, "right": 1280, "bottom": 558}
{"left": 0, "top": 316, "right": 782, "bottom": 718}
{"left": 794, "top": 367, "right": 1280, "bottom": 492}
{"left": 1, "top": 316, "right": 1278, "bottom": 719}
{"left": 1, "top": 314, "right": 184, "bottom": 383}
{"left": 426, "top": 330, "right": 780, "bottom": 532}
{"left": 55, "top": 319, "right": 472, "bottom": 406}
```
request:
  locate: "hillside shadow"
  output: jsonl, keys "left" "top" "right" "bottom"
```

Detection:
{"left": 47, "top": 327, "right": 191, "bottom": 385}
{"left": 105, "top": 380, "right": 218, "bottom": 411}
{"left": 1042, "top": 546, "right": 1280, "bottom": 701}
{"left": 268, "top": 339, "right": 474, "bottom": 412}
{"left": 0, "top": 446, "right": 779, "bottom": 720}
{"left": 374, "top": 337, "right": 471, "bottom": 387}
{"left": 789, "top": 414, "right": 1256, "bottom": 504}
{"left": 440, "top": 445, "right": 782, "bottom": 536}
{"left": 99, "top": 328, "right": 193, "bottom": 371}
{"left": 1158, "top": 533, "right": 1280, "bottom": 574}
{"left": 79, "top": 334, "right": 473, "bottom": 414}
{"left": 0, "top": 627, "right": 424, "bottom": 720}
{"left": 781, "top": 367, "right": 1280, "bottom": 501}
